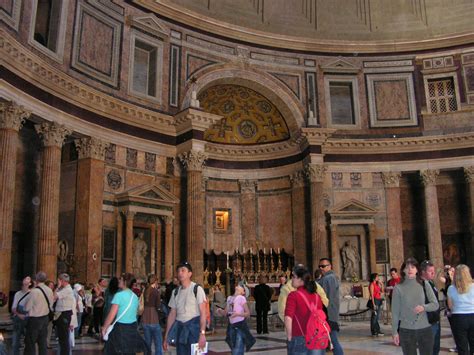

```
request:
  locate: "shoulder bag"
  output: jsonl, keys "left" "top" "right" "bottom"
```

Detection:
{"left": 103, "top": 293, "right": 134, "bottom": 341}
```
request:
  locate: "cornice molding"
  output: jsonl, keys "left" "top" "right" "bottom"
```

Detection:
{"left": 323, "top": 133, "right": 474, "bottom": 154}
{"left": 0, "top": 29, "right": 175, "bottom": 135}
{"left": 174, "top": 109, "right": 222, "bottom": 135}
{"left": 132, "top": 0, "right": 474, "bottom": 54}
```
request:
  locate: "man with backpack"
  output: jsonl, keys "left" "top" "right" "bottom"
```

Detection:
{"left": 284, "top": 265, "right": 330, "bottom": 355}
{"left": 163, "top": 262, "right": 207, "bottom": 355}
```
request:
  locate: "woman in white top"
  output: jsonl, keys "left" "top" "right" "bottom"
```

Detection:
{"left": 447, "top": 264, "right": 474, "bottom": 355}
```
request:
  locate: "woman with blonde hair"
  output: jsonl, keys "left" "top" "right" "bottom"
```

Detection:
{"left": 447, "top": 264, "right": 474, "bottom": 355}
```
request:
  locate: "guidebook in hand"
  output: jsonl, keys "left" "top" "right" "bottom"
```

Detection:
{"left": 191, "top": 342, "right": 208, "bottom": 355}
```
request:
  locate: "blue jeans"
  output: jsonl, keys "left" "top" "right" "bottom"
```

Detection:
{"left": 431, "top": 322, "right": 440, "bottom": 355}
{"left": 287, "top": 336, "right": 325, "bottom": 355}
{"left": 12, "top": 316, "right": 27, "bottom": 355}
{"left": 330, "top": 330, "right": 344, "bottom": 355}
{"left": 231, "top": 328, "right": 245, "bottom": 355}
{"left": 143, "top": 323, "right": 163, "bottom": 355}
{"left": 370, "top": 299, "right": 382, "bottom": 335}
{"left": 74, "top": 312, "right": 83, "bottom": 337}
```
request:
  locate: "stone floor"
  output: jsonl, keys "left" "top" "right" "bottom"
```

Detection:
{"left": 6, "top": 316, "right": 456, "bottom": 354}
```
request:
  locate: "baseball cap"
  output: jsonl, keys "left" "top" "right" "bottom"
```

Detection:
{"left": 176, "top": 261, "right": 193, "bottom": 272}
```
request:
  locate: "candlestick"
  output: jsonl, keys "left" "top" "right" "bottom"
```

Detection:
{"left": 250, "top": 247, "right": 253, "bottom": 254}
{"left": 264, "top": 247, "right": 266, "bottom": 254}
{"left": 278, "top": 248, "right": 280, "bottom": 254}
{"left": 226, "top": 251, "right": 229, "bottom": 269}
{"left": 271, "top": 248, "right": 273, "bottom": 255}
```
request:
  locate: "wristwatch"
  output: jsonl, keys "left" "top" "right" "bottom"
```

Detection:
{"left": 200, "top": 330, "right": 206, "bottom": 335}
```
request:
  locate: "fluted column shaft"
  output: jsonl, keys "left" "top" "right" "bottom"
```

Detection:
{"left": 368, "top": 223, "right": 377, "bottom": 274}
{"left": 464, "top": 167, "right": 474, "bottom": 270}
{"left": 155, "top": 221, "right": 162, "bottom": 279}
{"left": 306, "top": 164, "right": 327, "bottom": 271}
{"left": 180, "top": 150, "right": 207, "bottom": 283}
{"left": 36, "top": 122, "right": 70, "bottom": 278}
{"left": 0, "top": 102, "right": 29, "bottom": 294}
{"left": 290, "top": 171, "right": 307, "bottom": 265}
{"left": 240, "top": 180, "right": 257, "bottom": 248}
{"left": 74, "top": 137, "right": 108, "bottom": 283}
{"left": 125, "top": 211, "right": 135, "bottom": 273}
{"left": 420, "top": 170, "right": 443, "bottom": 269}
{"left": 164, "top": 216, "right": 174, "bottom": 282}
{"left": 116, "top": 212, "right": 123, "bottom": 276}
{"left": 382, "top": 172, "right": 404, "bottom": 270}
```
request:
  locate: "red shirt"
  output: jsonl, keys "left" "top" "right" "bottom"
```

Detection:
{"left": 285, "top": 287, "right": 323, "bottom": 337}
{"left": 387, "top": 277, "right": 401, "bottom": 298}
{"left": 371, "top": 281, "right": 382, "bottom": 300}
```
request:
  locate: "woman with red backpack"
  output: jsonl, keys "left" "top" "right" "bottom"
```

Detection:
{"left": 285, "top": 265, "right": 331, "bottom": 355}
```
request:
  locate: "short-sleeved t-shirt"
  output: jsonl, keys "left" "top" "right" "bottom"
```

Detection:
{"left": 168, "top": 282, "right": 206, "bottom": 322}
{"left": 227, "top": 295, "right": 246, "bottom": 324}
{"left": 447, "top": 284, "right": 474, "bottom": 314}
{"left": 12, "top": 290, "right": 30, "bottom": 313}
{"left": 111, "top": 289, "right": 139, "bottom": 324}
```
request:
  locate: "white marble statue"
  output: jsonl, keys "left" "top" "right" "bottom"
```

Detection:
{"left": 132, "top": 232, "right": 148, "bottom": 279}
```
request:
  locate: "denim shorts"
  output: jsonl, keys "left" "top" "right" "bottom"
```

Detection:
{"left": 287, "top": 336, "right": 325, "bottom": 355}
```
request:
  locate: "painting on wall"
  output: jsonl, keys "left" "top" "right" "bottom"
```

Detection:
{"left": 213, "top": 208, "right": 232, "bottom": 233}
{"left": 442, "top": 234, "right": 466, "bottom": 266}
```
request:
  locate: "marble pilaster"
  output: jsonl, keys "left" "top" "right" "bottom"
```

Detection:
{"left": 290, "top": 171, "right": 307, "bottom": 265}
{"left": 124, "top": 211, "right": 136, "bottom": 273}
{"left": 420, "top": 169, "right": 443, "bottom": 269}
{"left": 305, "top": 163, "right": 327, "bottom": 271}
{"left": 368, "top": 223, "right": 377, "bottom": 273}
{"left": 164, "top": 215, "right": 174, "bottom": 282}
{"left": 0, "top": 102, "right": 30, "bottom": 294}
{"left": 35, "top": 122, "right": 70, "bottom": 279}
{"left": 330, "top": 224, "right": 340, "bottom": 277}
{"left": 239, "top": 179, "right": 258, "bottom": 248}
{"left": 150, "top": 222, "right": 156, "bottom": 277}
{"left": 179, "top": 150, "right": 207, "bottom": 283}
{"left": 382, "top": 172, "right": 404, "bottom": 270}
{"left": 155, "top": 220, "right": 162, "bottom": 280}
{"left": 464, "top": 167, "right": 474, "bottom": 269}
{"left": 74, "top": 137, "right": 108, "bottom": 283}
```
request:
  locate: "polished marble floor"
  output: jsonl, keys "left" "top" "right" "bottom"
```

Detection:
{"left": 28, "top": 316, "right": 456, "bottom": 354}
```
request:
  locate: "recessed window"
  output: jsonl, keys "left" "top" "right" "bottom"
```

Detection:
{"left": 129, "top": 32, "right": 163, "bottom": 103}
{"left": 427, "top": 77, "right": 458, "bottom": 113}
{"left": 329, "top": 82, "right": 355, "bottom": 125}
{"left": 324, "top": 76, "right": 360, "bottom": 128}
{"left": 33, "top": 0, "right": 63, "bottom": 52}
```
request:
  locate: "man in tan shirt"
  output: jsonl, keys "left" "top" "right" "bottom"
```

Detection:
{"left": 24, "top": 271, "right": 54, "bottom": 355}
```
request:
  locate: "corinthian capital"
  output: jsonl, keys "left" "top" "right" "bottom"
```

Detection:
{"left": 381, "top": 172, "right": 401, "bottom": 187}
{"left": 179, "top": 150, "right": 207, "bottom": 171}
{"left": 35, "top": 122, "right": 71, "bottom": 148}
{"left": 239, "top": 179, "right": 257, "bottom": 194}
{"left": 305, "top": 164, "right": 326, "bottom": 183}
{"left": 464, "top": 166, "right": 474, "bottom": 183}
{"left": 420, "top": 169, "right": 440, "bottom": 186}
{"left": 0, "top": 101, "right": 31, "bottom": 131}
{"left": 74, "top": 137, "right": 109, "bottom": 160}
{"left": 163, "top": 215, "right": 174, "bottom": 225}
{"left": 290, "top": 171, "right": 305, "bottom": 188}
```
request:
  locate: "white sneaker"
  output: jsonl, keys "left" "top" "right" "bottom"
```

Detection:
{"left": 449, "top": 348, "right": 457, "bottom": 352}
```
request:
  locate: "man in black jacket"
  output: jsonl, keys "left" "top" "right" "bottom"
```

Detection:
{"left": 253, "top": 276, "right": 273, "bottom": 334}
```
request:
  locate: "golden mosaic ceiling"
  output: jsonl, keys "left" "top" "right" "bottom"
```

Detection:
{"left": 200, "top": 85, "right": 290, "bottom": 145}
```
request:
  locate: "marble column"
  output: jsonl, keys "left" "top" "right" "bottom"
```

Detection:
{"left": 124, "top": 211, "right": 136, "bottom": 273}
{"left": 155, "top": 220, "right": 162, "bottom": 280}
{"left": 368, "top": 223, "right": 377, "bottom": 274}
{"left": 290, "top": 171, "right": 307, "bottom": 265}
{"left": 420, "top": 169, "right": 443, "bottom": 269}
{"left": 239, "top": 179, "right": 258, "bottom": 248}
{"left": 464, "top": 167, "right": 474, "bottom": 269}
{"left": 330, "top": 224, "right": 340, "bottom": 277}
{"left": 179, "top": 150, "right": 207, "bottom": 283}
{"left": 0, "top": 102, "right": 30, "bottom": 294}
{"left": 115, "top": 212, "right": 123, "bottom": 276}
{"left": 382, "top": 172, "right": 404, "bottom": 270}
{"left": 74, "top": 137, "right": 108, "bottom": 284}
{"left": 305, "top": 163, "right": 327, "bottom": 271}
{"left": 36, "top": 122, "right": 70, "bottom": 279}
{"left": 164, "top": 215, "right": 174, "bottom": 282}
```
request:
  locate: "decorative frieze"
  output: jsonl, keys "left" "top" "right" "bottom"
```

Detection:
{"left": 420, "top": 169, "right": 440, "bottom": 186}
{"left": 126, "top": 148, "right": 138, "bottom": 168}
{"left": 35, "top": 122, "right": 71, "bottom": 147}
{"left": 350, "top": 172, "right": 362, "bottom": 187}
{"left": 381, "top": 172, "right": 401, "bottom": 188}
{"left": 179, "top": 150, "right": 207, "bottom": 171}
{"left": 145, "top": 152, "right": 156, "bottom": 172}
{"left": 74, "top": 137, "right": 109, "bottom": 160}
{"left": 239, "top": 179, "right": 257, "bottom": 194}
{"left": 0, "top": 101, "right": 30, "bottom": 131}
{"left": 305, "top": 164, "right": 326, "bottom": 183}
{"left": 331, "top": 172, "right": 343, "bottom": 188}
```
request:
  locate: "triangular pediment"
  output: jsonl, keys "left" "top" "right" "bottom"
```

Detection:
{"left": 116, "top": 183, "right": 179, "bottom": 206}
{"left": 329, "top": 199, "right": 377, "bottom": 218}
{"left": 320, "top": 58, "right": 359, "bottom": 73}
{"left": 128, "top": 14, "right": 168, "bottom": 38}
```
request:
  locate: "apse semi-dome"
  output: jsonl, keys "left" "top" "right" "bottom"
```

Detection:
{"left": 200, "top": 85, "right": 290, "bottom": 144}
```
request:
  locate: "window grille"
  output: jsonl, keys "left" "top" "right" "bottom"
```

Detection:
{"left": 427, "top": 78, "right": 458, "bottom": 113}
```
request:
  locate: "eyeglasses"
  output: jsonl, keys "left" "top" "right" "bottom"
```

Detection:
{"left": 319, "top": 264, "right": 330, "bottom": 269}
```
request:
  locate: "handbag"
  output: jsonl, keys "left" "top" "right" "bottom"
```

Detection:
{"left": 103, "top": 294, "right": 134, "bottom": 341}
